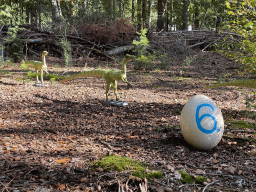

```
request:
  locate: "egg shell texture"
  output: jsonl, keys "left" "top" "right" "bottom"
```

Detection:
{"left": 180, "top": 95, "right": 224, "bottom": 150}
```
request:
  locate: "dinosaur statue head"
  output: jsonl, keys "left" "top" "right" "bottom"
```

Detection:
{"left": 42, "top": 51, "right": 48, "bottom": 57}
{"left": 123, "top": 55, "right": 135, "bottom": 63}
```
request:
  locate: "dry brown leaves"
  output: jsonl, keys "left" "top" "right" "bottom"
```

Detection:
{"left": 0, "top": 51, "right": 255, "bottom": 191}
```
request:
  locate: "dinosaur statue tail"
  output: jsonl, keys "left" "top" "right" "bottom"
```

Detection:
{"left": 61, "top": 70, "right": 105, "bottom": 82}
{"left": 205, "top": 79, "right": 256, "bottom": 89}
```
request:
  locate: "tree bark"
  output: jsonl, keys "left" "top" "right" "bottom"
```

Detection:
{"left": 142, "top": 0, "right": 147, "bottom": 28}
{"left": 132, "top": 0, "right": 135, "bottom": 22}
{"left": 156, "top": 0, "right": 166, "bottom": 32}
{"left": 147, "top": 0, "right": 152, "bottom": 30}
{"left": 194, "top": 7, "right": 199, "bottom": 29}
{"left": 51, "top": 0, "right": 62, "bottom": 24}
{"left": 182, "top": 0, "right": 190, "bottom": 30}
{"left": 137, "top": 0, "right": 142, "bottom": 31}
{"left": 216, "top": 16, "right": 221, "bottom": 33}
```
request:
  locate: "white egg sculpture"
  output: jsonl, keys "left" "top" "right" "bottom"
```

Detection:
{"left": 180, "top": 95, "right": 224, "bottom": 150}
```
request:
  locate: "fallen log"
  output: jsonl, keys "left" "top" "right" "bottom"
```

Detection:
{"left": 106, "top": 45, "right": 134, "bottom": 55}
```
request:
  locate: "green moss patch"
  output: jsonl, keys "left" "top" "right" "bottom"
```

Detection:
{"left": 94, "top": 155, "right": 162, "bottom": 179}
{"left": 195, "top": 176, "right": 207, "bottom": 184}
{"left": 227, "top": 120, "right": 256, "bottom": 129}
{"left": 178, "top": 170, "right": 193, "bottom": 183}
{"left": 0, "top": 69, "right": 10, "bottom": 75}
{"left": 178, "top": 170, "right": 207, "bottom": 184}
{"left": 26, "top": 71, "right": 64, "bottom": 81}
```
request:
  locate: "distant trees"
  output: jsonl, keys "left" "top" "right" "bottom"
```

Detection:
{"left": 51, "top": 0, "right": 63, "bottom": 24}
{"left": 0, "top": 0, "right": 249, "bottom": 33}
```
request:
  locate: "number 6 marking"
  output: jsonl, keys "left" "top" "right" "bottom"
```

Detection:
{"left": 196, "top": 104, "right": 219, "bottom": 134}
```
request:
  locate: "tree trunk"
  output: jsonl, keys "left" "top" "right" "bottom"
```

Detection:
{"left": 142, "top": 0, "right": 147, "bottom": 28}
{"left": 156, "top": 0, "right": 166, "bottom": 32}
{"left": 166, "top": 2, "right": 169, "bottom": 31}
{"left": 113, "top": 0, "right": 116, "bottom": 20}
{"left": 132, "top": 0, "right": 135, "bottom": 22}
{"left": 194, "top": 10, "right": 199, "bottom": 29}
{"left": 216, "top": 16, "right": 221, "bottom": 33}
{"left": 147, "top": 0, "right": 152, "bottom": 30}
{"left": 137, "top": 0, "right": 142, "bottom": 31}
{"left": 83, "top": 0, "right": 87, "bottom": 9}
{"left": 182, "top": 0, "right": 190, "bottom": 30}
{"left": 51, "top": 0, "right": 62, "bottom": 25}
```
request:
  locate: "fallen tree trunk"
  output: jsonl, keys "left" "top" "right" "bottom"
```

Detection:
{"left": 106, "top": 45, "right": 134, "bottom": 55}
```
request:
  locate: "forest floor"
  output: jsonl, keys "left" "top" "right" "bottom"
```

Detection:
{"left": 0, "top": 50, "right": 255, "bottom": 192}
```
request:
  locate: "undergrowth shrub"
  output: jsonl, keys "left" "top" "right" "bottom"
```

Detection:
{"left": 25, "top": 71, "right": 64, "bottom": 81}
{"left": 5, "top": 26, "right": 26, "bottom": 62}
{"left": 210, "top": 1, "right": 256, "bottom": 112}
{"left": 133, "top": 28, "right": 170, "bottom": 70}
{"left": 60, "top": 35, "right": 72, "bottom": 67}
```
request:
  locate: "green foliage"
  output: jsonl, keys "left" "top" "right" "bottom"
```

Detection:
{"left": 0, "top": 3, "right": 26, "bottom": 25}
{"left": 178, "top": 170, "right": 193, "bottom": 184}
{"left": 50, "top": 78, "right": 56, "bottom": 84}
{"left": 26, "top": 71, "right": 64, "bottom": 81}
{"left": 227, "top": 120, "right": 256, "bottom": 129}
{"left": 218, "top": 1, "right": 256, "bottom": 77}
{"left": 94, "top": 154, "right": 146, "bottom": 172}
{"left": 20, "top": 61, "right": 28, "bottom": 70}
{"left": 60, "top": 35, "right": 71, "bottom": 67}
{"left": 0, "top": 69, "right": 9, "bottom": 75}
{"left": 144, "top": 171, "right": 162, "bottom": 179}
{"left": 5, "top": 26, "right": 25, "bottom": 62}
{"left": 195, "top": 176, "right": 207, "bottom": 184}
{"left": 133, "top": 28, "right": 170, "bottom": 70}
{"left": 205, "top": 79, "right": 256, "bottom": 111}
{"left": 132, "top": 28, "right": 151, "bottom": 69}
{"left": 178, "top": 170, "right": 207, "bottom": 184}
{"left": 183, "top": 55, "right": 197, "bottom": 72}
{"left": 93, "top": 154, "right": 162, "bottom": 179}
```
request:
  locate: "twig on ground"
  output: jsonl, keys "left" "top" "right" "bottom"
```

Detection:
{"left": 202, "top": 180, "right": 219, "bottom": 192}
{"left": 100, "top": 140, "right": 113, "bottom": 150}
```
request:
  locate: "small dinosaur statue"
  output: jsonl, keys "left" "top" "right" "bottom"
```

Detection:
{"left": 61, "top": 55, "right": 134, "bottom": 101}
{"left": 21, "top": 51, "right": 48, "bottom": 84}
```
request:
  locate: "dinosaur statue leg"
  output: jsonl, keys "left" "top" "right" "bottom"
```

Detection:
{"left": 106, "top": 81, "right": 111, "bottom": 101}
{"left": 40, "top": 69, "right": 44, "bottom": 83}
{"left": 36, "top": 70, "right": 40, "bottom": 83}
{"left": 125, "top": 81, "right": 132, "bottom": 89}
{"left": 113, "top": 80, "right": 119, "bottom": 101}
{"left": 122, "top": 77, "right": 132, "bottom": 89}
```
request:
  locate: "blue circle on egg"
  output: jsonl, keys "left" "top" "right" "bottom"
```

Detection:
{"left": 196, "top": 103, "right": 220, "bottom": 134}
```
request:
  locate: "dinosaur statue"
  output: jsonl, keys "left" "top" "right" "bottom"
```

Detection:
{"left": 61, "top": 55, "right": 134, "bottom": 101}
{"left": 205, "top": 79, "right": 256, "bottom": 89}
{"left": 21, "top": 51, "right": 48, "bottom": 84}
